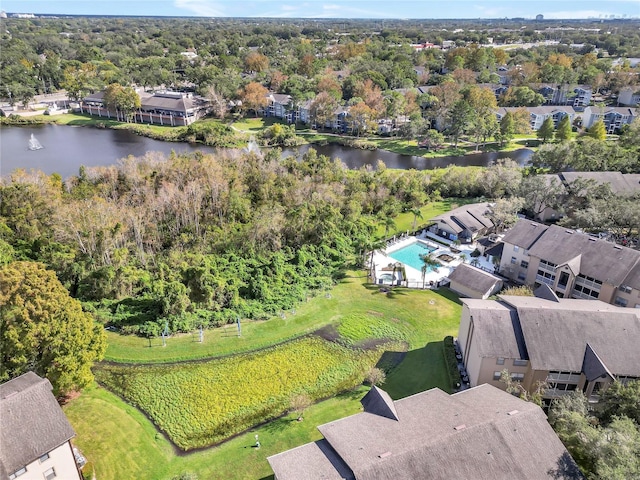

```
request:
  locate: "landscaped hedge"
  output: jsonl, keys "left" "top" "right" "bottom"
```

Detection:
{"left": 443, "top": 335, "right": 460, "bottom": 391}
{"left": 94, "top": 337, "right": 384, "bottom": 450}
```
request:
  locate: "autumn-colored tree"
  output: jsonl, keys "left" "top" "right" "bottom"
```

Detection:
{"left": 238, "top": 82, "right": 268, "bottom": 117}
{"left": 452, "top": 68, "right": 476, "bottom": 85}
{"left": 244, "top": 51, "right": 269, "bottom": 73}
{"left": 0, "top": 261, "right": 106, "bottom": 396}
{"left": 316, "top": 75, "right": 342, "bottom": 100}
{"left": 349, "top": 101, "right": 376, "bottom": 136}
{"left": 269, "top": 70, "right": 288, "bottom": 92}
{"left": 310, "top": 91, "right": 339, "bottom": 130}
{"left": 354, "top": 79, "right": 384, "bottom": 113}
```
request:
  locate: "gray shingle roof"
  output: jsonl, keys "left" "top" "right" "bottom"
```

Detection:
{"left": 560, "top": 172, "right": 640, "bottom": 196}
{"left": 461, "top": 299, "right": 528, "bottom": 359}
{"left": 499, "top": 296, "right": 640, "bottom": 376}
{"left": 267, "top": 439, "right": 355, "bottom": 480}
{"left": 430, "top": 202, "right": 495, "bottom": 235}
{"left": 0, "top": 372, "right": 76, "bottom": 475}
{"left": 525, "top": 223, "right": 640, "bottom": 286}
{"left": 269, "top": 385, "right": 581, "bottom": 480}
{"left": 448, "top": 263, "right": 502, "bottom": 297}
{"left": 500, "top": 220, "right": 549, "bottom": 250}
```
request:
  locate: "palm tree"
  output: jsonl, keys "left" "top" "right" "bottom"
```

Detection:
{"left": 420, "top": 253, "right": 440, "bottom": 289}
{"left": 362, "top": 236, "right": 386, "bottom": 283}
{"left": 383, "top": 216, "right": 396, "bottom": 237}
{"left": 410, "top": 207, "right": 424, "bottom": 231}
{"left": 459, "top": 253, "right": 468, "bottom": 264}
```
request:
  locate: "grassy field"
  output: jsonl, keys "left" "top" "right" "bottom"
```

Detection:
{"left": 67, "top": 272, "right": 462, "bottom": 479}
{"left": 95, "top": 337, "right": 386, "bottom": 450}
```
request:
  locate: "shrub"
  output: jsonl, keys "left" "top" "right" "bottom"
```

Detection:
{"left": 443, "top": 335, "right": 460, "bottom": 391}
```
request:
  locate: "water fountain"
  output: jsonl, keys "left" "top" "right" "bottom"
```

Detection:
{"left": 244, "top": 136, "right": 262, "bottom": 157}
{"left": 28, "top": 133, "right": 43, "bottom": 151}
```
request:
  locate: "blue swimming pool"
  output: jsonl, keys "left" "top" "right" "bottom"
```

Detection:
{"left": 388, "top": 241, "right": 437, "bottom": 271}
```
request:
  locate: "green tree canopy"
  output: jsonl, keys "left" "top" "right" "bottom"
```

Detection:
{"left": 536, "top": 117, "right": 555, "bottom": 143}
{"left": 0, "top": 261, "right": 106, "bottom": 396}
{"left": 586, "top": 119, "right": 607, "bottom": 141}
{"left": 555, "top": 115, "right": 572, "bottom": 142}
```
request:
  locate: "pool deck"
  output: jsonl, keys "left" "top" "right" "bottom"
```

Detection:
{"left": 371, "top": 233, "right": 497, "bottom": 288}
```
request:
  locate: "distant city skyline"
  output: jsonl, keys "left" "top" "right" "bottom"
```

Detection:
{"left": 2, "top": 0, "right": 639, "bottom": 19}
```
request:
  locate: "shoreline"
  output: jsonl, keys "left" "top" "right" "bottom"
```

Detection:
{"left": 1, "top": 113, "right": 536, "bottom": 158}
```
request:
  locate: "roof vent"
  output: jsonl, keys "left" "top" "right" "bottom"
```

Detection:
{"left": 454, "top": 424, "right": 467, "bottom": 431}
{"left": 589, "top": 237, "right": 596, "bottom": 242}
{"left": 613, "top": 245, "right": 622, "bottom": 250}
{"left": 530, "top": 223, "right": 537, "bottom": 226}
{"left": 507, "top": 410, "right": 519, "bottom": 416}
{"left": 378, "top": 451, "right": 392, "bottom": 459}
{"left": 565, "top": 230, "right": 573, "bottom": 234}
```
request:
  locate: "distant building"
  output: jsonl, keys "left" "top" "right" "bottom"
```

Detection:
{"left": 268, "top": 384, "right": 583, "bottom": 479}
{"left": 428, "top": 202, "right": 495, "bottom": 244}
{"left": 536, "top": 14, "right": 544, "bottom": 21}
{"left": 0, "top": 372, "right": 82, "bottom": 480}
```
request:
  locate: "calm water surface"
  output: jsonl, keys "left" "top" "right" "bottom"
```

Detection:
{"left": 1, "top": 124, "right": 533, "bottom": 178}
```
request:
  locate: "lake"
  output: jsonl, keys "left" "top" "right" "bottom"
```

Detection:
{"left": 0, "top": 124, "right": 533, "bottom": 178}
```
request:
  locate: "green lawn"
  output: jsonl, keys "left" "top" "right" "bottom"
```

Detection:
{"left": 64, "top": 383, "right": 367, "bottom": 480}
{"left": 373, "top": 199, "right": 472, "bottom": 239}
{"left": 104, "top": 268, "right": 459, "bottom": 363}
{"left": 68, "top": 272, "right": 462, "bottom": 480}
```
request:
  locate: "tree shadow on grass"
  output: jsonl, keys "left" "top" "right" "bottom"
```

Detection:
{"left": 430, "top": 287, "right": 463, "bottom": 305}
{"left": 381, "top": 341, "right": 450, "bottom": 400}
{"left": 262, "top": 416, "right": 292, "bottom": 434}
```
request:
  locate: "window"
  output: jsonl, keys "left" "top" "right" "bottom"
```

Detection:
{"left": 513, "top": 359, "right": 528, "bottom": 367}
{"left": 9, "top": 468, "right": 27, "bottom": 480}
{"left": 520, "top": 260, "right": 529, "bottom": 268}
{"left": 493, "top": 371, "right": 502, "bottom": 381}
{"left": 517, "top": 272, "right": 526, "bottom": 282}
{"left": 43, "top": 468, "right": 56, "bottom": 480}
{"left": 514, "top": 245, "right": 519, "bottom": 252}
{"left": 510, "top": 256, "right": 517, "bottom": 264}
{"left": 558, "top": 271, "right": 570, "bottom": 287}
{"left": 497, "top": 357, "right": 505, "bottom": 365}
{"left": 619, "top": 284, "right": 632, "bottom": 294}
{"left": 510, "top": 373, "right": 525, "bottom": 381}
{"left": 615, "top": 296, "right": 628, "bottom": 307}
{"left": 39, "top": 453, "right": 50, "bottom": 463}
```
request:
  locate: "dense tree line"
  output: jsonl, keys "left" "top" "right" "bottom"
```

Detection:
{"left": 549, "top": 381, "right": 640, "bottom": 479}
{"left": 1, "top": 15, "right": 638, "bottom": 119}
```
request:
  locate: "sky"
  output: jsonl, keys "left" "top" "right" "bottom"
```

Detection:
{"left": 2, "top": 0, "right": 639, "bottom": 19}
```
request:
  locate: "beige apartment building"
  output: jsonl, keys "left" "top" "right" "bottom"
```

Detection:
{"left": 498, "top": 220, "right": 640, "bottom": 308}
{"left": 457, "top": 288, "right": 640, "bottom": 403}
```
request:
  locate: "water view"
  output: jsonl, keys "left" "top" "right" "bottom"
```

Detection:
{"left": 0, "top": 124, "right": 534, "bottom": 178}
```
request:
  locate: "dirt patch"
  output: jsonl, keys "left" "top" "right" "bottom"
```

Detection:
{"left": 313, "top": 325, "right": 341, "bottom": 343}
{"left": 367, "top": 310, "right": 384, "bottom": 317}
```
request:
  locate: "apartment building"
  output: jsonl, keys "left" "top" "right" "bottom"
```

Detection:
{"left": 457, "top": 288, "right": 640, "bottom": 403}
{"left": 498, "top": 220, "right": 640, "bottom": 308}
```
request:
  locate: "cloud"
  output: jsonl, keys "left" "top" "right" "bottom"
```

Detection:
{"left": 174, "top": 0, "right": 225, "bottom": 16}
